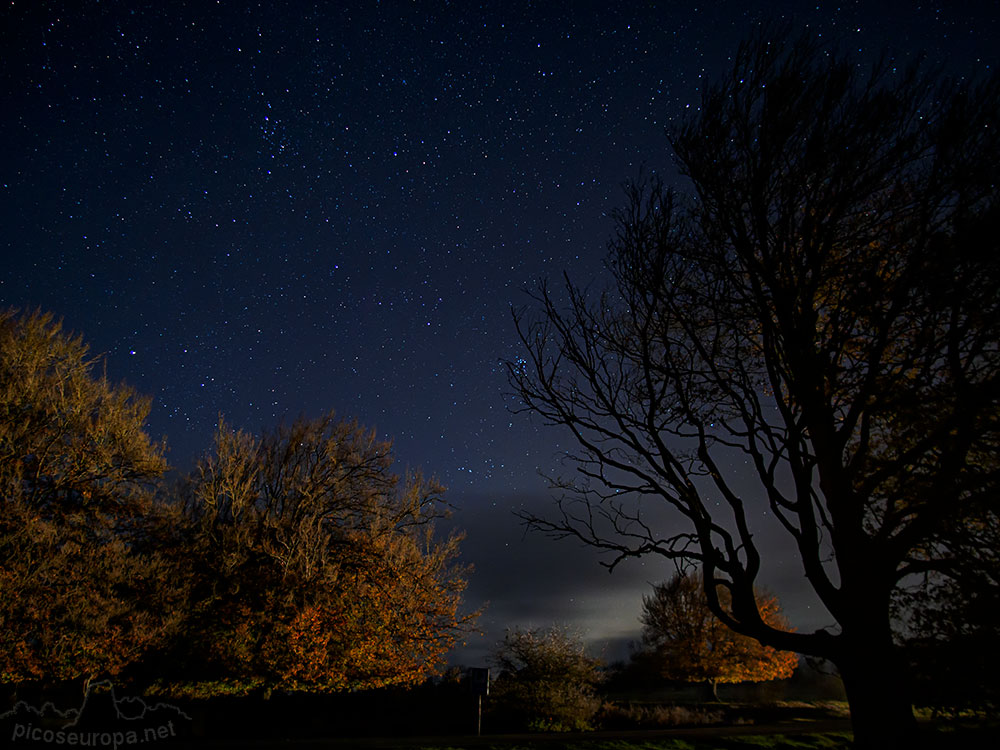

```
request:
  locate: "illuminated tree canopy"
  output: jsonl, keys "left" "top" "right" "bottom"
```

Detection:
{"left": 159, "top": 415, "right": 478, "bottom": 696}
{"left": 0, "top": 309, "right": 478, "bottom": 696}
{"left": 0, "top": 309, "right": 177, "bottom": 686}
{"left": 637, "top": 572, "right": 798, "bottom": 699}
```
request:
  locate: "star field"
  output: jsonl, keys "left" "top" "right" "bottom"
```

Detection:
{"left": 2, "top": 0, "right": 997, "bottom": 663}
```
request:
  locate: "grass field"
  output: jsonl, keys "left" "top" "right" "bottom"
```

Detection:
{"left": 177, "top": 698, "right": 996, "bottom": 749}
{"left": 410, "top": 733, "right": 855, "bottom": 750}
{"left": 400, "top": 725, "right": 996, "bottom": 750}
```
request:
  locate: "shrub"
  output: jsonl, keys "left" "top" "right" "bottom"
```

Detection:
{"left": 490, "top": 626, "right": 602, "bottom": 732}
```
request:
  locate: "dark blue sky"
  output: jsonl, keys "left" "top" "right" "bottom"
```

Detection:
{"left": 3, "top": 1, "right": 997, "bottom": 665}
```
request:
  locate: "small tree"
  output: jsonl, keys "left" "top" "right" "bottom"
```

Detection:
{"left": 0, "top": 310, "right": 178, "bottom": 689}
{"left": 638, "top": 572, "right": 798, "bottom": 700}
{"left": 490, "top": 627, "right": 602, "bottom": 732}
{"left": 154, "top": 414, "right": 477, "bottom": 697}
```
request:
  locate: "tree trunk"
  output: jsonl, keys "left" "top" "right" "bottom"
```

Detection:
{"left": 704, "top": 679, "right": 720, "bottom": 702}
{"left": 836, "top": 638, "right": 918, "bottom": 749}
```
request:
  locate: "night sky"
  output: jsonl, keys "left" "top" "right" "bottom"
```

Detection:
{"left": 3, "top": 1, "right": 997, "bottom": 666}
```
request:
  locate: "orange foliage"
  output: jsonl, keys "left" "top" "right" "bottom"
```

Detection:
{"left": 1, "top": 312, "right": 475, "bottom": 695}
{"left": 0, "top": 310, "right": 178, "bottom": 687}
{"left": 639, "top": 571, "right": 798, "bottom": 688}
{"left": 159, "top": 414, "right": 478, "bottom": 697}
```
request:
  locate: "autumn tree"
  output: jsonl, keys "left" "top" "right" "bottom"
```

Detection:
{"left": 490, "top": 626, "right": 603, "bottom": 732}
{"left": 151, "top": 414, "right": 477, "bottom": 697}
{"left": 508, "top": 28, "right": 1000, "bottom": 749}
{"left": 637, "top": 571, "right": 797, "bottom": 700}
{"left": 0, "top": 309, "right": 180, "bottom": 689}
